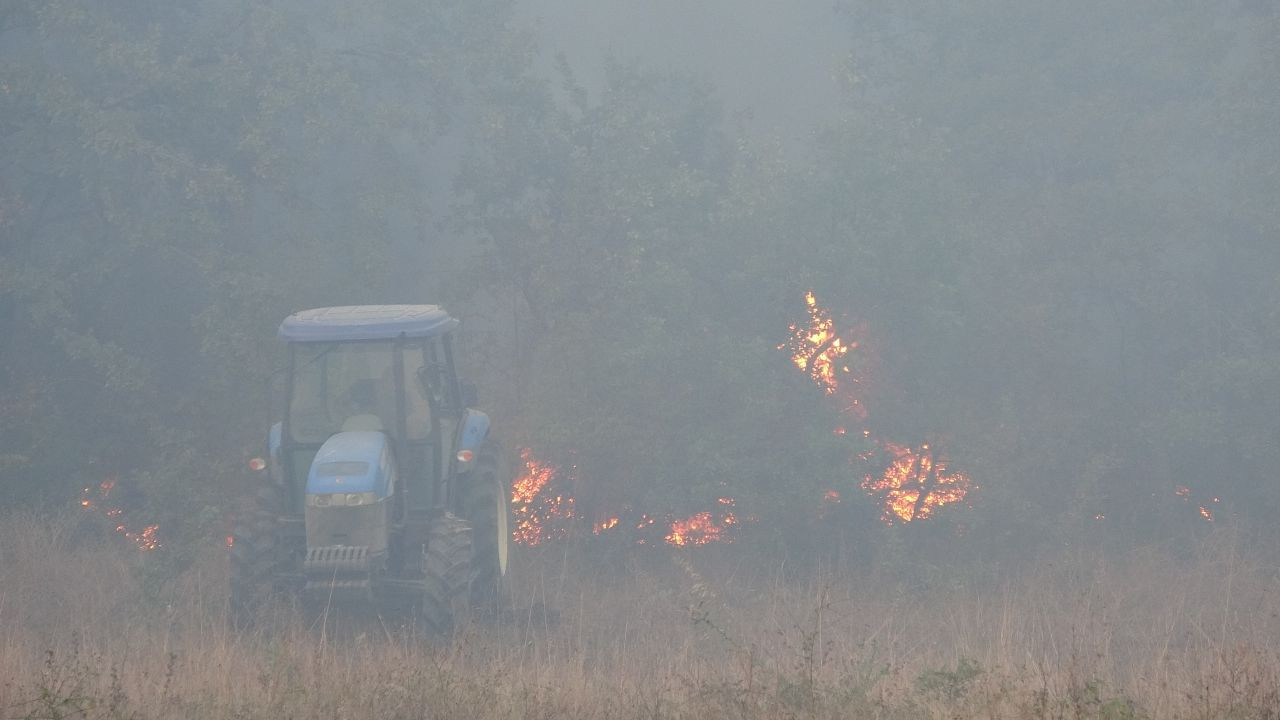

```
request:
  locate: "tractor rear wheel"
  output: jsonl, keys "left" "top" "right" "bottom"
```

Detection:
{"left": 420, "top": 512, "right": 473, "bottom": 637}
{"left": 229, "top": 482, "right": 288, "bottom": 627}
{"left": 460, "top": 442, "right": 510, "bottom": 611}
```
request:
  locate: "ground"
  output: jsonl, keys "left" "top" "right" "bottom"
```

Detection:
{"left": 1, "top": 513, "right": 1277, "bottom": 720}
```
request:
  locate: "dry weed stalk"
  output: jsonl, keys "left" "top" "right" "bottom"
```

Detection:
{"left": 1, "top": 514, "right": 1278, "bottom": 719}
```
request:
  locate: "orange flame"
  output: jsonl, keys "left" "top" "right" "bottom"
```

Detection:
{"left": 666, "top": 517, "right": 734, "bottom": 545}
{"left": 510, "top": 448, "right": 575, "bottom": 545}
{"left": 860, "top": 442, "right": 972, "bottom": 524}
{"left": 511, "top": 448, "right": 553, "bottom": 506}
{"left": 778, "top": 292, "right": 864, "bottom": 416}
{"left": 508, "top": 451, "right": 741, "bottom": 546}
{"left": 781, "top": 292, "right": 975, "bottom": 525}
{"left": 665, "top": 498, "right": 737, "bottom": 546}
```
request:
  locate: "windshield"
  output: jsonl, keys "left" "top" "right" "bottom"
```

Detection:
{"left": 288, "top": 341, "right": 433, "bottom": 442}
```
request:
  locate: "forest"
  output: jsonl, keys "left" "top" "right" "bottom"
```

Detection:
{"left": 2, "top": 2, "right": 1278, "bottom": 718}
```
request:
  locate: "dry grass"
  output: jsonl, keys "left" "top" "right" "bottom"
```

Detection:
{"left": 2, "top": 512, "right": 1279, "bottom": 719}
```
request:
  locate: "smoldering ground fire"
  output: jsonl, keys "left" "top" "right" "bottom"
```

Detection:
{"left": 509, "top": 448, "right": 739, "bottom": 547}
{"left": 78, "top": 478, "right": 161, "bottom": 551}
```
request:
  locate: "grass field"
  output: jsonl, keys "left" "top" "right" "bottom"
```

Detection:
{"left": 2, "top": 513, "right": 1278, "bottom": 719}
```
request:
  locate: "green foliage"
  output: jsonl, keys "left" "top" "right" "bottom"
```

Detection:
{"left": 456, "top": 60, "right": 837, "bottom": 518}
{"left": 826, "top": 1, "right": 1280, "bottom": 541}
{"left": 453, "top": 3, "right": 1280, "bottom": 550}
{"left": 1070, "top": 680, "right": 1143, "bottom": 720}
{"left": 915, "top": 657, "right": 982, "bottom": 702}
{"left": 0, "top": 0, "right": 526, "bottom": 514}
{"left": 3, "top": 0, "right": 1279, "bottom": 565}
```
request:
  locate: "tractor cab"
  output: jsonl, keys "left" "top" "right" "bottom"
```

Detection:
{"left": 277, "top": 305, "right": 465, "bottom": 518}
{"left": 238, "top": 305, "right": 504, "bottom": 624}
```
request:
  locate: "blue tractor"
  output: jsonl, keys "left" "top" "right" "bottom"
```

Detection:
{"left": 230, "top": 305, "right": 510, "bottom": 633}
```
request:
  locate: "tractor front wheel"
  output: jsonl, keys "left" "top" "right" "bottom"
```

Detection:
{"left": 420, "top": 512, "right": 473, "bottom": 637}
{"left": 460, "top": 442, "right": 510, "bottom": 612}
{"left": 229, "top": 482, "right": 288, "bottom": 627}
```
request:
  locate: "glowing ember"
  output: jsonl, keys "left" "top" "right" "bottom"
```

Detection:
{"left": 823, "top": 489, "right": 841, "bottom": 503}
{"left": 117, "top": 523, "right": 161, "bottom": 551}
{"left": 76, "top": 476, "right": 160, "bottom": 550}
{"left": 593, "top": 517, "right": 620, "bottom": 534}
{"left": 1175, "top": 485, "right": 1221, "bottom": 522}
{"left": 861, "top": 442, "right": 972, "bottom": 524}
{"left": 510, "top": 448, "right": 575, "bottom": 545}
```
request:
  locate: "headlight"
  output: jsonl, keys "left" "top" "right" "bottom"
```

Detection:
{"left": 307, "top": 492, "right": 378, "bottom": 507}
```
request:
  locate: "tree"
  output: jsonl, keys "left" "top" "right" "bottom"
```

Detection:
{"left": 0, "top": 0, "right": 528, "bottom": 528}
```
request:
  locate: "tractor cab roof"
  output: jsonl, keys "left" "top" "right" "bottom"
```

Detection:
{"left": 279, "top": 305, "right": 459, "bottom": 342}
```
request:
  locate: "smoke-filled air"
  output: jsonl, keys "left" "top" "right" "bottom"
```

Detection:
{"left": 3, "top": 2, "right": 1279, "bottom": 718}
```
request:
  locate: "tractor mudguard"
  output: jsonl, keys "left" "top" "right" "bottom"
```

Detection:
{"left": 450, "top": 409, "right": 490, "bottom": 479}
{"left": 457, "top": 409, "right": 490, "bottom": 455}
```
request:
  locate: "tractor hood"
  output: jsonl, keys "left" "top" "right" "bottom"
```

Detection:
{"left": 306, "top": 431, "right": 392, "bottom": 498}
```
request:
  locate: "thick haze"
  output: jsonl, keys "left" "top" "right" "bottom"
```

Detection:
{"left": 515, "top": 0, "right": 847, "bottom": 144}
{"left": 1, "top": 1, "right": 1277, "bottom": 564}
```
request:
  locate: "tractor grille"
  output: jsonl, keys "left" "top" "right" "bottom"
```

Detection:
{"left": 305, "top": 545, "right": 369, "bottom": 571}
{"left": 304, "top": 545, "right": 374, "bottom": 600}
